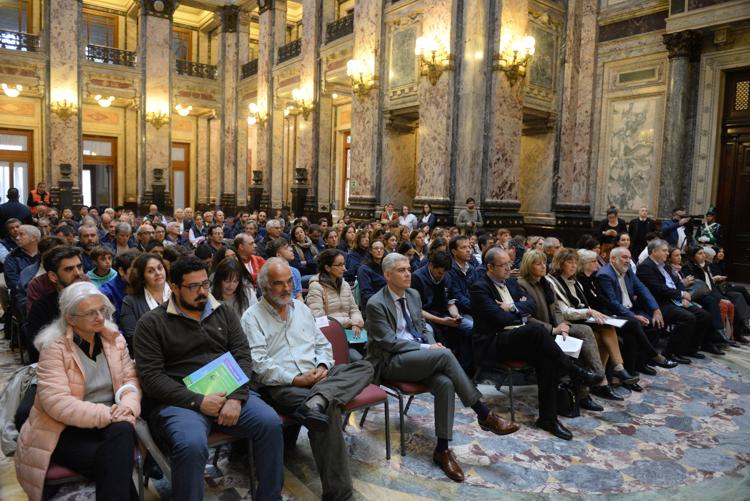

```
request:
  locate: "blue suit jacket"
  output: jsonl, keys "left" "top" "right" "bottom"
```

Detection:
{"left": 596, "top": 263, "right": 658, "bottom": 318}
{"left": 661, "top": 218, "right": 680, "bottom": 247}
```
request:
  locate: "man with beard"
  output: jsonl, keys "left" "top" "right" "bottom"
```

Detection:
{"left": 26, "top": 246, "right": 87, "bottom": 362}
{"left": 78, "top": 224, "right": 100, "bottom": 273}
{"left": 134, "top": 256, "right": 283, "bottom": 501}
{"left": 242, "top": 258, "right": 373, "bottom": 501}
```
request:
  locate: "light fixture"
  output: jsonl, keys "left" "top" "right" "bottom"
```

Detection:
{"left": 247, "top": 101, "right": 268, "bottom": 127}
{"left": 415, "top": 36, "right": 454, "bottom": 86}
{"left": 493, "top": 35, "right": 535, "bottom": 85}
{"left": 145, "top": 110, "right": 170, "bottom": 129}
{"left": 291, "top": 87, "right": 314, "bottom": 120}
{"left": 175, "top": 104, "right": 192, "bottom": 117}
{"left": 331, "top": 93, "right": 338, "bottom": 99}
{"left": 2, "top": 83, "right": 22, "bottom": 98}
{"left": 346, "top": 58, "right": 378, "bottom": 99}
{"left": 94, "top": 94, "right": 115, "bottom": 108}
{"left": 50, "top": 99, "right": 78, "bottom": 120}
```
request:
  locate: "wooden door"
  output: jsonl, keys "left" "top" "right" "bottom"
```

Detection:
{"left": 171, "top": 143, "right": 190, "bottom": 209}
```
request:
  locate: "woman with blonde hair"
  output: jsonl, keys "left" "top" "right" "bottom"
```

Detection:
{"left": 15, "top": 281, "right": 140, "bottom": 500}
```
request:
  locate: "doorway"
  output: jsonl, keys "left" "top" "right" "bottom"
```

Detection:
{"left": 0, "top": 129, "right": 32, "bottom": 203}
{"left": 172, "top": 142, "right": 190, "bottom": 209}
{"left": 82, "top": 136, "right": 116, "bottom": 209}
{"left": 717, "top": 69, "right": 750, "bottom": 282}
{"left": 339, "top": 130, "right": 351, "bottom": 208}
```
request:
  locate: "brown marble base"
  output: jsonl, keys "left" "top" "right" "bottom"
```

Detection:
{"left": 482, "top": 200, "right": 524, "bottom": 229}
{"left": 220, "top": 193, "right": 238, "bottom": 217}
{"left": 413, "top": 197, "right": 453, "bottom": 228}
{"left": 346, "top": 196, "right": 377, "bottom": 222}
{"left": 553, "top": 202, "right": 594, "bottom": 245}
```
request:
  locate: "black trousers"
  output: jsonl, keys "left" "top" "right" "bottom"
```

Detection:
{"left": 49, "top": 422, "right": 138, "bottom": 501}
{"left": 495, "top": 323, "right": 571, "bottom": 421}
{"left": 661, "top": 302, "right": 712, "bottom": 355}
{"left": 618, "top": 319, "right": 658, "bottom": 373}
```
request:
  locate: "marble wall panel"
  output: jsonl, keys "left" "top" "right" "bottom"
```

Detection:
{"left": 520, "top": 133, "right": 554, "bottom": 214}
{"left": 209, "top": 117, "right": 221, "bottom": 205}
{"left": 197, "top": 116, "right": 209, "bottom": 204}
{"left": 389, "top": 27, "right": 417, "bottom": 91}
{"left": 317, "top": 95, "right": 333, "bottom": 211}
{"left": 143, "top": 14, "right": 171, "bottom": 184}
{"left": 299, "top": 0, "right": 321, "bottom": 176}
{"left": 125, "top": 107, "right": 138, "bottom": 203}
{"left": 381, "top": 129, "right": 417, "bottom": 209}
{"left": 271, "top": 108, "right": 285, "bottom": 207}
{"left": 221, "top": 31, "right": 239, "bottom": 194}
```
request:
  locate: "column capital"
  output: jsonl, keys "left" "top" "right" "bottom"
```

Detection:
{"left": 219, "top": 5, "right": 240, "bottom": 33}
{"left": 141, "top": 0, "right": 176, "bottom": 19}
{"left": 258, "top": 0, "right": 275, "bottom": 14}
{"left": 663, "top": 31, "right": 701, "bottom": 61}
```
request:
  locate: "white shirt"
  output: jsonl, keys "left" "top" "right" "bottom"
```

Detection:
{"left": 144, "top": 283, "right": 172, "bottom": 310}
{"left": 616, "top": 270, "right": 633, "bottom": 309}
{"left": 387, "top": 287, "right": 430, "bottom": 348}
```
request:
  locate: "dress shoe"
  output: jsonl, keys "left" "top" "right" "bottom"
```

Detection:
{"left": 701, "top": 344, "right": 724, "bottom": 355}
{"left": 569, "top": 365, "right": 604, "bottom": 386}
{"left": 478, "top": 411, "right": 520, "bottom": 435}
{"left": 689, "top": 351, "right": 707, "bottom": 359}
{"left": 293, "top": 405, "right": 330, "bottom": 432}
{"left": 725, "top": 340, "right": 740, "bottom": 348}
{"left": 611, "top": 368, "right": 640, "bottom": 385}
{"left": 590, "top": 385, "right": 625, "bottom": 401}
{"left": 579, "top": 395, "right": 603, "bottom": 412}
{"left": 637, "top": 364, "right": 658, "bottom": 376}
{"left": 652, "top": 357, "right": 679, "bottom": 369}
{"left": 536, "top": 418, "right": 573, "bottom": 440}
{"left": 735, "top": 334, "right": 749, "bottom": 344}
{"left": 432, "top": 449, "right": 465, "bottom": 482}
{"left": 623, "top": 381, "right": 643, "bottom": 392}
{"left": 666, "top": 353, "right": 691, "bottom": 364}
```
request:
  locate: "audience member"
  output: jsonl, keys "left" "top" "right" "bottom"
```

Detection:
{"left": 5, "top": 224, "right": 40, "bottom": 293}
{"left": 455, "top": 198, "right": 483, "bottom": 236}
{"left": 266, "top": 238, "right": 303, "bottom": 300}
{"left": 119, "top": 253, "right": 170, "bottom": 351}
{"left": 628, "top": 206, "right": 656, "bottom": 258}
{"left": 86, "top": 245, "right": 117, "bottom": 287}
{"left": 597, "top": 206, "right": 627, "bottom": 245}
{"left": 210, "top": 256, "right": 257, "bottom": 319}
{"left": 357, "top": 240, "right": 387, "bottom": 310}
{"left": 100, "top": 249, "right": 140, "bottom": 327}
{"left": 418, "top": 203, "right": 437, "bottom": 230}
{"left": 290, "top": 224, "right": 319, "bottom": 280}
{"left": 0, "top": 188, "right": 32, "bottom": 235}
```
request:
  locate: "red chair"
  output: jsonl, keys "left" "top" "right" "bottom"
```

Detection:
{"left": 380, "top": 380, "right": 430, "bottom": 457}
{"left": 45, "top": 450, "right": 145, "bottom": 501}
{"left": 320, "top": 318, "right": 391, "bottom": 460}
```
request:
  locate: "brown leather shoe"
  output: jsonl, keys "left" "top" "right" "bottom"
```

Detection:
{"left": 432, "top": 449, "right": 465, "bottom": 482}
{"left": 478, "top": 411, "right": 520, "bottom": 435}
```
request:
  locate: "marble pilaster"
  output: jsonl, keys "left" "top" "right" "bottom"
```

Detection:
{"left": 484, "top": 0, "right": 527, "bottom": 226}
{"left": 316, "top": 95, "right": 333, "bottom": 212}
{"left": 348, "top": 0, "right": 384, "bottom": 219}
{"left": 124, "top": 106, "right": 139, "bottom": 207}
{"left": 237, "top": 17, "right": 250, "bottom": 209}
{"left": 197, "top": 116, "right": 210, "bottom": 210}
{"left": 414, "top": 0, "right": 454, "bottom": 223}
{"left": 209, "top": 115, "right": 221, "bottom": 206}
{"left": 298, "top": 0, "right": 322, "bottom": 212}
{"left": 658, "top": 30, "right": 701, "bottom": 218}
{"left": 219, "top": 6, "right": 240, "bottom": 213}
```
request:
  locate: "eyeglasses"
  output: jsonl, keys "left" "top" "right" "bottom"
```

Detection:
{"left": 181, "top": 280, "right": 211, "bottom": 292}
{"left": 72, "top": 306, "right": 108, "bottom": 320}
{"left": 331, "top": 263, "right": 345, "bottom": 268}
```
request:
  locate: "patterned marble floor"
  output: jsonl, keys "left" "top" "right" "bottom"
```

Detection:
{"left": 2, "top": 337, "right": 750, "bottom": 500}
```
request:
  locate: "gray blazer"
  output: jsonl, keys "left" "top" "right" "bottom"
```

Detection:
{"left": 364, "top": 286, "right": 435, "bottom": 382}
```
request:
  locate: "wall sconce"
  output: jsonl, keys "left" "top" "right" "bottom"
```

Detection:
{"left": 346, "top": 58, "right": 378, "bottom": 99}
{"left": 248, "top": 101, "right": 268, "bottom": 127}
{"left": 175, "top": 104, "right": 192, "bottom": 117}
{"left": 145, "top": 110, "right": 170, "bottom": 129}
{"left": 50, "top": 99, "right": 78, "bottom": 120}
{"left": 415, "top": 36, "right": 454, "bottom": 86}
{"left": 2, "top": 83, "right": 22, "bottom": 98}
{"left": 493, "top": 35, "right": 535, "bottom": 85}
{"left": 291, "top": 87, "right": 314, "bottom": 120}
{"left": 95, "top": 95, "right": 115, "bottom": 108}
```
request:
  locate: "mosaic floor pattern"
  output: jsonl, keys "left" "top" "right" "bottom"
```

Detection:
{"left": 2, "top": 338, "right": 750, "bottom": 500}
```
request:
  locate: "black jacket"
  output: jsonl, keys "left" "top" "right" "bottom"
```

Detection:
{"left": 636, "top": 257, "right": 684, "bottom": 306}
{"left": 0, "top": 199, "right": 31, "bottom": 237}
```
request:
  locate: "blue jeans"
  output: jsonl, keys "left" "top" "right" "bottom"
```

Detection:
{"left": 156, "top": 393, "right": 284, "bottom": 501}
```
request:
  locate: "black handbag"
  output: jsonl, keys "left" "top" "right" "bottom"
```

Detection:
{"left": 556, "top": 382, "right": 580, "bottom": 418}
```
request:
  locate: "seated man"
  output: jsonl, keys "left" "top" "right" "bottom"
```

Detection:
{"left": 366, "top": 252, "right": 519, "bottom": 482}
{"left": 242, "top": 257, "right": 373, "bottom": 500}
{"left": 471, "top": 248, "right": 602, "bottom": 440}
{"left": 134, "top": 256, "right": 283, "bottom": 501}
{"left": 636, "top": 239, "right": 722, "bottom": 359}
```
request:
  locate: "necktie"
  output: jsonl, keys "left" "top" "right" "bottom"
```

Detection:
{"left": 398, "top": 297, "right": 426, "bottom": 343}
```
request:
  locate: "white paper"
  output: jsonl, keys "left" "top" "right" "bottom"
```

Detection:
{"left": 586, "top": 317, "right": 628, "bottom": 328}
{"left": 315, "top": 316, "right": 330, "bottom": 328}
{"left": 555, "top": 335, "right": 583, "bottom": 359}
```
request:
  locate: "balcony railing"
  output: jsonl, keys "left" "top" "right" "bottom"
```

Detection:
{"left": 175, "top": 59, "right": 217, "bottom": 80}
{"left": 241, "top": 59, "right": 258, "bottom": 79}
{"left": 277, "top": 38, "right": 301, "bottom": 63}
{"left": 0, "top": 30, "right": 38, "bottom": 52}
{"left": 85, "top": 44, "right": 136, "bottom": 67}
{"left": 326, "top": 14, "right": 354, "bottom": 43}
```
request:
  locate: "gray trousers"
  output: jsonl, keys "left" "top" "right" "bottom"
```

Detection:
{"left": 568, "top": 323, "right": 605, "bottom": 397}
{"left": 265, "top": 360, "right": 373, "bottom": 501}
{"left": 380, "top": 348, "right": 482, "bottom": 441}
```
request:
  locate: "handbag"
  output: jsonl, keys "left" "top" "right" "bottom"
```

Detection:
{"left": 556, "top": 382, "right": 580, "bottom": 418}
{"left": 688, "top": 279, "right": 711, "bottom": 301}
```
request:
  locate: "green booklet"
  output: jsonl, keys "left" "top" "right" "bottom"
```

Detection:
{"left": 183, "top": 352, "right": 250, "bottom": 396}
{"left": 345, "top": 328, "right": 368, "bottom": 344}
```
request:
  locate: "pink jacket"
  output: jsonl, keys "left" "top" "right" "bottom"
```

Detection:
{"left": 14, "top": 324, "right": 140, "bottom": 501}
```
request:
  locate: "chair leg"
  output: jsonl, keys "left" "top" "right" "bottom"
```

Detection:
{"left": 383, "top": 399, "right": 391, "bottom": 460}
{"left": 404, "top": 395, "right": 415, "bottom": 415}
{"left": 247, "top": 439, "right": 256, "bottom": 501}
{"left": 397, "top": 392, "right": 406, "bottom": 457}
{"left": 507, "top": 368, "right": 515, "bottom": 422}
{"left": 359, "top": 407, "right": 370, "bottom": 427}
{"left": 342, "top": 412, "right": 352, "bottom": 431}
{"left": 213, "top": 445, "right": 222, "bottom": 469}
{"left": 136, "top": 448, "right": 145, "bottom": 501}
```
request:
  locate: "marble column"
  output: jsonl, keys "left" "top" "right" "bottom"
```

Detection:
{"left": 347, "top": 0, "right": 384, "bottom": 220}
{"left": 483, "top": 0, "right": 527, "bottom": 227}
{"left": 47, "top": 0, "right": 81, "bottom": 207}
{"left": 315, "top": 1, "right": 336, "bottom": 213}
{"left": 219, "top": 6, "right": 240, "bottom": 214}
{"left": 414, "top": 0, "right": 455, "bottom": 226}
{"left": 554, "top": 0, "right": 598, "bottom": 229}
{"left": 124, "top": 105, "right": 139, "bottom": 209}
{"left": 236, "top": 15, "right": 250, "bottom": 210}
{"left": 658, "top": 30, "right": 701, "bottom": 218}
{"left": 197, "top": 115, "right": 210, "bottom": 210}
{"left": 140, "top": 0, "right": 175, "bottom": 211}
{"left": 209, "top": 115, "right": 221, "bottom": 207}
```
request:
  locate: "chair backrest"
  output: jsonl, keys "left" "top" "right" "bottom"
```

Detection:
{"left": 320, "top": 317, "right": 350, "bottom": 365}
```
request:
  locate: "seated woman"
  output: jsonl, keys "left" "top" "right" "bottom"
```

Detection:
{"left": 337, "top": 225, "right": 357, "bottom": 252}
{"left": 306, "top": 249, "right": 365, "bottom": 360}
{"left": 209, "top": 245, "right": 237, "bottom": 278}
{"left": 383, "top": 231, "right": 399, "bottom": 254}
{"left": 322, "top": 228, "right": 339, "bottom": 250}
{"left": 708, "top": 247, "right": 750, "bottom": 343}
{"left": 290, "top": 224, "right": 319, "bottom": 283}
{"left": 409, "top": 229, "right": 428, "bottom": 261}
{"left": 517, "top": 250, "right": 612, "bottom": 410}
{"left": 397, "top": 241, "right": 421, "bottom": 271}
{"left": 357, "top": 240, "right": 387, "bottom": 310}
{"left": 211, "top": 257, "right": 257, "bottom": 319}
{"left": 15, "top": 281, "right": 140, "bottom": 501}
{"left": 344, "top": 229, "right": 370, "bottom": 284}
{"left": 188, "top": 213, "right": 207, "bottom": 246}
{"left": 119, "top": 252, "right": 171, "bottom": 352}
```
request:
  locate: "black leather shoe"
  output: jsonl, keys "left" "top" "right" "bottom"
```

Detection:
{"left": 623, "top": 381, "right": 643, "bottom": 392}
{"left": 652, "top": 358, "right": 679, "bottom": 369}
{"left": 590, "top": 385, "right": 625, "bottom": 401}
{"left": 579, "top": 395, "right": 603, "bottom": 412}
{"left": 293, "top": 405, "right": 330, "bottom": 432}
{"left": 689, "top": 351, "right": 708, "bottom": 359}
{"left": 637, "top": 365, "right": 658, "bottom": 376}
{"left": 569, "top": 365, "right": 604, "bottom": 386}
{"left": 536, "top": 418, "right": 573, "bottom": 440}
{"left": 725, "top": 340, "right": 740, "bottom": 348}
{"left": 701, "top": 344, "right": 725, "bottom": 355}
{"left": 735, "top": 334, "right": 749, "bottom": 344}
{"left": 611, "top": 368, "right": 640, "bottom": 385}
{"left": 666, "top": 353, "right": 691, "bottom": 364}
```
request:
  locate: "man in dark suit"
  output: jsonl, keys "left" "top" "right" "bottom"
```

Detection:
{"left": 0, "top": 188, "right": 31, "bottom": 237}
{"left": 471, "top": 248, "right": 602, "bottom": 441}
{"left": 628, "top": 206, "right": 657, "bottom": 258}
{"left": 366, "top": 252, "right": 519, "bottom": 483}
{"left": 636, "top": 239, "right": 723, "bottom": 359}
{"left": 597, "top": 247, "right": 680, "bottom": 369}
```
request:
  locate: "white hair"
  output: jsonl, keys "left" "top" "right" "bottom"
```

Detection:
{"left": 34, "top": 281, "right": 116, "bottom": 351}
{"left": 703, "top": 246, "right": 716, "bottom": 259}
{"left": 19, "top": 224, "right": 40, "bottom": 241}
{"left": 266, "top": 219, "right": 281, "bottom": 231}
{"left": 257, "top": 257, "right": 290, "bottom": 291}
{"left": 609, "top": 246, "right": 630, "bottom": 260}
{"left": 382, "top": 252, "right": 409, "bottom": 274}
{"left": 577, "top": 249, "right": 598, "bottom": 263}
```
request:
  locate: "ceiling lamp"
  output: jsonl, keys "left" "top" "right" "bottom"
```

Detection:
{"left": 2, "top": 83, "right": 22, "bottom": 98}
{"left": 94, "top": 95, "right": 115, "bottom": 108}
{"left": 175, "top": 104, "right": 192, "bottom": 117}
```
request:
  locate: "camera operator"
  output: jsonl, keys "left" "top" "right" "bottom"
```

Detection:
{"left": 661, "top": 207, "right": 698, "bottom": 251}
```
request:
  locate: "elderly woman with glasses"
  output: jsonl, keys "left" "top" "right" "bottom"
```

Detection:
{"left": 15, "top": 281, "right": 141, "bottom": 501}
